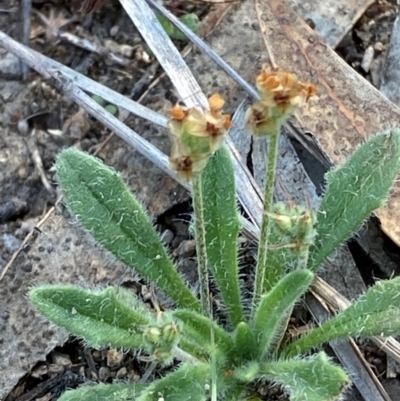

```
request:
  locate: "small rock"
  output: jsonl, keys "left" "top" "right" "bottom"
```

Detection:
{"left": 92, "top": 350, "right": 102, "bottom": 361}
{"left": 161, "top": 229, "right": 174, "bottom": 246}
{"left": 173, "top": 239, "right": 196, "bottom": 258}
{"left": 98, "top": 366, "right": 111, "bottom": 382}
{"left": 116, "top": 367, "right": 128, "bottom": 379}
{"left": 0, "top": 198, "right": 29, "bottom": 224}
{"left": 15, "top": 218, "right": 38, "bottom": 237}
{"left": 48, "top": 364, "right": 64, "bottom": 374}
{"left": 104, "top": 41, "right": 134, "bottom": 57}
{"left": 51, "top": 351, "right": 72, "bottom": 367}
{"left": 372, "top": 357, "right": 382, "bottom": 365}
{"left": 0, "top": 52, "right": 23, "bottom": 79}
{"left": 374, "top": 41, "right": 384, "bottom": 52}
{"left": 62, "top": 108, "right": 90, "bottom": 140}
{"left": 128, "top": 371, "right": 140, "bottom": 381}
{"left": 110, "top": 26, "right": 119, "bottom": 36}
{"left": 2, "top": 234, "right": 21, "bottom": 253}
{"left": 141, "top": 284, "right": 152, "bottom": 302}
{"left": 361, "top": 45, "right": 374, "bottom": 72}
{"left": 119, "top": 44, "right": 134, "bottom": 58}
{"left": 31, "top": 364, "right": 48, "bottom": 378}
{"left": 107, "top": 348, "right": 124, "bottom": 368}
{"left": 173, "top": 220, "right": 189, "bottom": 237}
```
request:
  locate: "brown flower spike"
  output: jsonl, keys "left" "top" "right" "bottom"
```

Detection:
{"left": 168, "top": 94, "right": 231, "bottom": 180}
{"left": 245, "top": 67, "right": 317, "bottom": 137}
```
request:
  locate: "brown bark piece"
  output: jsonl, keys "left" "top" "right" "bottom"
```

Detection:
{"left": 380, "top": 14, "right": 400, "bottom": 106}
{"left": 255, "top": 0, "right": 400, "bottom": 247}
{"left": 287, "top": 0, "right": 375, "bottom": 48}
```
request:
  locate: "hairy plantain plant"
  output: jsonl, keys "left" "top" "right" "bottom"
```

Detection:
{"left": 30, "top": 68, "right": 400, "bottom": 401}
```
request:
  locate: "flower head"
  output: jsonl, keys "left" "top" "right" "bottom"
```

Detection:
{"left": 256, "top": 67, "right": 317, "bottom": 112}
{"left": 168, "top": 94, "right": 231, "bottom": 154}
{"left": 245, "top": 67, "right": 317, "bottom": 137}
{"left": 169, "top": 140, "right": 209, "bottom": 181}
{"left": 168, "top": 94, "right": 231, "bottom": 180}
{"left": 244, "top": 100, "right": 278, "bottom": 137}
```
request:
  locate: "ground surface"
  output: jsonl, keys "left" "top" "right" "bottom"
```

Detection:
{"left": 1, "top": 0, "right": 400, "bottom": 400}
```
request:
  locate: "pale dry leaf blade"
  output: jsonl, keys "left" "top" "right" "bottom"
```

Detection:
{"left": 119, "top": 0, "right": 207, "bottom": 109}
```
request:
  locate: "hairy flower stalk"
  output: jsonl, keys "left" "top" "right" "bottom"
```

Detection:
{"left": 246, "top": 67, "right": 317, "bottom": 311}
{"left": 168, "top": 94, "right": 231, "bottom": 313}
{"left": 192, "top": 174, "right": 211, "bottom": 315}
{"left": 264, "top": 203, "right": 317, "bottom": 354}
{"left": 168, "top": 95, "right": 231, "bottom": 401}
{"left": 168, "top": 94, "right": 231, "bottom": 182}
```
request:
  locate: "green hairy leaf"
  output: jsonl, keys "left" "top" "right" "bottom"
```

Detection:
{"left": 137, "top": 363, "right": 210, "bottom": 401}
{"left": 260, "top": 352, "right": 350, "bottom": 401}
{"left": 58, "top": 382, "right": 147, "bottom": 401}
{"left": 202, "top": 148, "right": 243, "bottom": 325}
{"left": 179, "top": 337, "right": 209, "bottom": 361}
{"left": 30, "top": 285, "right": 147, "bottom": 349}
{"left": 310, "top": 130, "right": 400, "bottom": 271}
{"left": 283, "top": 276, "right": 400, "bottom": 357}
{"left": 233, "top": 361, "right": 259, "bottom": 383}
{"left": 173, "top": 309, "right": 234, "bottom": 357}
{"left": 56, "top": 149, "right": 200, "bottom": 311}
{"left": 252, "top": 270, "right": 314, "bottom": 356}
{"left": 233, "top": 321, "right": 257, "bottom": 362}
{"left": 219, "top": 384, "right": 244, "bottom": 401}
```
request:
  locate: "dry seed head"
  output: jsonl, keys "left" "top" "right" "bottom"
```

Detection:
{"left": 168, "top": 94, "right": 230, "bottom": 140}
{"left": 244, "top": 100, "right": 280, "bottom": 137}
{"left": 168, "top": 94, "right": 231, "bottom": 180}
{"left": 169, "top": 140, "right": 209, "bottom": 181}
{"left": 256, "top": 67, "right": 317, "bottom": 110}
{"left": 245, "top": 67, "right": 317, "bottom": 137}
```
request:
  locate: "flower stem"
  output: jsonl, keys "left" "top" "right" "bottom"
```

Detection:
{"left": 192, "top": 173, "right": 217, "bottom": 401}
{"left": 252, "top": 131, "right": 280, "bottom": 315}
{"left": 192, "top": 174, "right": 211, "bottom": 316}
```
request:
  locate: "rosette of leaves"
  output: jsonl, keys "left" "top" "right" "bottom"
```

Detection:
{"left": 30, "top": 128, "right": 400, "bottom": 401}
